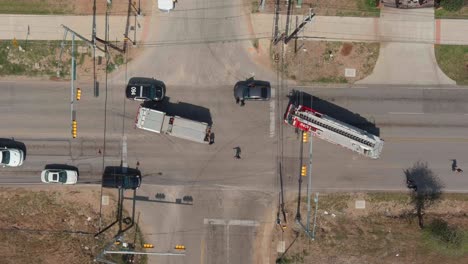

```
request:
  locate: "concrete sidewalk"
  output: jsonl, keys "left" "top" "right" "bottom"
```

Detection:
{"left": 0, "top": 15, "right": 144, "bottom": 42}
{"left": 0, "top": 13, "right": 465, "bottom": 45}
{"left": 251, "top": 13, "right": 468, "bottom": 45}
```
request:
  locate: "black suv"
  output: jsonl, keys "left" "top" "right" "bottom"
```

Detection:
{"left": 102, "top": 166, "right": 142, "bottom": 190}
{"left": 126, "top": 77, "right": 166, "bottom": 101}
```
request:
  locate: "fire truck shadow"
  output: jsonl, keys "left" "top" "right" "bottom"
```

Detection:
{"left": 288, "top": 90, "right": 380, "bottom": 136}
{"left": 141, "top": 97, "right": 213, "bottom": 126}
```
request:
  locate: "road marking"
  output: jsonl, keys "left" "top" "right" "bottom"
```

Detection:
{"left": 226, "top": 224, "right": 230, "bottom": 264}
{"left": 204, "top": 218, "right": 260, "bottom": 226}
{"left": 385, "top": 136, "right": 468, "bottom": 142}
{"left": 122, "top": 135, "right": 128, "bottom": 167}
{"left": 200, "top": 237, "right": 205, "bottom": 264}
{"left": 388, "top": 112, "right": 424, "bottom": 115}
{"left": 270, "top": 88, "right": 276, "bottom": 138}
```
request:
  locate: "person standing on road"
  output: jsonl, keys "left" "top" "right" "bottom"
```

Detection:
{"left": 233, "top": 147, "right": 241, "bottom": 159}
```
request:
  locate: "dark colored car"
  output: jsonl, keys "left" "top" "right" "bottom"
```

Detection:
{"left": 126, "top": 77, "right": 166, "bottom": 101}
{"left": 102, "top": 166, "right": 142, "bottom": 190}
{"left": 233, "top": 80, "right": 271, "bottom": 101}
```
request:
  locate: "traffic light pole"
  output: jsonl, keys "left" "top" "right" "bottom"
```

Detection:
{"left": 295, "top": 131, "right": 304, "bottom": 221}
{"left": 305, "top": 135, "right": 313, "bottom": 234}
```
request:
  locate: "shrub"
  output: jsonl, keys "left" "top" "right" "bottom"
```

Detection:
{"left": 440, "top": 0, "right": 464, "bottom": 11}
{"left": 428, "top": 219, "right": 463, "bottom": 247}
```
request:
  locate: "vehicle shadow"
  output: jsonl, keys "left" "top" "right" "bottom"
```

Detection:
{"left": 44, "top": 164, "right": 80, "bottom": 176}
{"left": 0, "top": 138, "right": 27, "bottom": 160}
{"left": 142, "top": 97, "right": 213, "bottom": 126}
{"left": 288, "top": 90, "right": 380, "bottom": 136}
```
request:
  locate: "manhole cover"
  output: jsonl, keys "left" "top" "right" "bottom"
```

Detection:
{"left": 345, "top": 68, "right": 356, "bottom": 78}
{"left": 102, "top": 195, "right": 109, "bottom": 206}
{"left": 355, "top": 200, "right": 366, "bottom": 209}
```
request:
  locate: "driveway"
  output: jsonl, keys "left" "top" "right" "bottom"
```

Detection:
{"left": 358, "top": 6, "right": 455, "bottom": 85}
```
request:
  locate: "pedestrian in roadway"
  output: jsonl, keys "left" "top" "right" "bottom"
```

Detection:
{"left": 233, "top": 146, "right": 241, "bottom": 159}
{"left": 451, "top": 159, "right": 458, "bottom": 172}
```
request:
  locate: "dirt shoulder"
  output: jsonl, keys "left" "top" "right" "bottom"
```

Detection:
{"left": 255, "top": 0, "right": 380, "bottom": 17}
{"left": 0, "top": 0, "right": 132, "bottom": 15}
{"left": 274, "top": 192, "right": 468, "bottom": 264}
{"left": 271, "top": 41, "right": 379, "bottom": 84}
{"left": 0, "top": 186, "right": 146, "bottom": 264}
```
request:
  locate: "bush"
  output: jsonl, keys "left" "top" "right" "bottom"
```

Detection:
{"left": 440, "top": 0, "right": 464, "bottom": 11}
{"left": 428, "top": 219, "right": 463, "bottom": 247}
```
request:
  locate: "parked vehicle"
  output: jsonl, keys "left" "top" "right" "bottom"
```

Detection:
{"left": 0, "top": 147, "right": 24, "bottom": 167}
{"left": 41, "top": 169, "right": 78, "bottom": 184}
{"left": 158, "top": 0, "right": 175, "bottom": 12}
{"left": 135, "top": 106, "right": 212, "bottom": 144}
{"left": 102, "top": 166, "right": 141, "bottom": 190}
{"left": 233, "top": 80, "right": 271, "bottom": 101}
{"left": 126, "top": 77, "right": 166, "bottom": 101}
{"left": 381, "top": 0, "right": 434, "bottom": 8}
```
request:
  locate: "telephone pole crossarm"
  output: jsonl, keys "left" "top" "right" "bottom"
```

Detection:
{"left": 284, "top": 13, "right": 315, "bottom": 44}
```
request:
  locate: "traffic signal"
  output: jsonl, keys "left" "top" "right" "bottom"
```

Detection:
{"left": 143, "top": 244, "right": 154, "bottom": 248}
{"left": 175, "top": 245, "right": 185, "bottom": 250}
{"left": 302, "top": 132, "right": 308, "bottom": 143}
{"left": 301, "top": 166, "right": 307, "bottom": 176}
{"left": 72, "top": 120, "right": 77, "bottom": 138}
{"left": 76, "top": 88, "right": 81, "bottom": 100}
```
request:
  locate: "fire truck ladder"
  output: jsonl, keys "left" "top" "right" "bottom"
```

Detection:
{"left": 294, "top": 108, "right": 376, "bottom": 147}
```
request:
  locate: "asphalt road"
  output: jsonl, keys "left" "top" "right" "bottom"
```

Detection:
{"left": 1, "top": 1, "right": 468, "bottom": 264}
{"left": 282, "top": 85, "right": 468, "bottom": 193}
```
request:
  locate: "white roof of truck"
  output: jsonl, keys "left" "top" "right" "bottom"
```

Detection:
{"left": 136, "top": 107, "right": 165, "bottom": 133}
{"left": 168, "top": 116, "right": 209, "bottom": 143}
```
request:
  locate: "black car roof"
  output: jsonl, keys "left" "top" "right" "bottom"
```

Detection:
{"left": 102, "top": 166, "right": 141, "bottom": 189}
{"left": 126, "top": 78, "right": 165, "bottom": 99}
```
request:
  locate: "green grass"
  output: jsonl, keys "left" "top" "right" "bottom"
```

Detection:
{"left": 305, "top": 193, "right": 351, "bottom": 211}
{"left": 0, "top": 0, "right": 72, "bottom": 14}
{"left": 251, "top": 1, "right": 259, "bottom": 13}
{"left": 435, "top": 6, "right": 468, "bottom": 19}
{"left": 0, "top": 40, "right": 86, "bottom": 77}
{"left": 367, "top": 192, "right": 410, "bottom": 203}
{"left": 434, "top": 44, "right": 468, "bottom": 85}
{"left": 315, "top": 77, "right": 348, "bottom": 83}
{"left": 355, "top": 0, "right": 380, "bottom": 17}
{"left": 422, "top": 229, "right": 468, "bottom": 257}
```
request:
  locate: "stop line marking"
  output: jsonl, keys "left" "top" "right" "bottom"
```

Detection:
{"left": 270, "top": 88, "right": 276, "bottom": 138}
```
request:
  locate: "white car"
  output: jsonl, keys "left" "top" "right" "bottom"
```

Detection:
{"left": 158, "top": 0, "right": 174, "bottom": 12}
{"left": 41, "top": 169, "right": 78, "bottom": 184}
{"left": 0, "top": 147, "right": 24, "bottom": 167}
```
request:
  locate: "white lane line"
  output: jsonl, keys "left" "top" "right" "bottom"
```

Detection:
{"left": 226, "top": 225, "right": 230, "bottom": 264}
{"left": 270, "top": 88, "right": 276, "bottom": 138}
{"left": 389, "top": 112, "right": 424, "bottom": 115}
{"left": 204, "top": 218, "right": 260, "bottom": 226}
{"left": 122, "top": 135, "right": 128, "bottom": 167}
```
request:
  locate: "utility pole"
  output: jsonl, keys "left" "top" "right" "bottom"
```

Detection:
{"left": 285, "top": 0, "right": 294, "bottom": 38}
{"left": 284, "top": 12, "right": 315, "bottom": 44}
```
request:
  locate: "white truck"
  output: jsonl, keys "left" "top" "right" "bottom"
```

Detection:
{"left": 135, "top": 106, "right": 212, "bottom": 144}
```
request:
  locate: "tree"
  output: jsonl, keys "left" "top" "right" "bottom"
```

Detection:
{"left": 439, "top": 0, "right": 464, "bottom": 11}
{"left": 404, "top": 161, "right": 444, "bottom": 229}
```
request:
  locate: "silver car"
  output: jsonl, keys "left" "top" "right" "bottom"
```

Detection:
{"left": 41, "top": 169, "right": 78, "bottom": 184}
